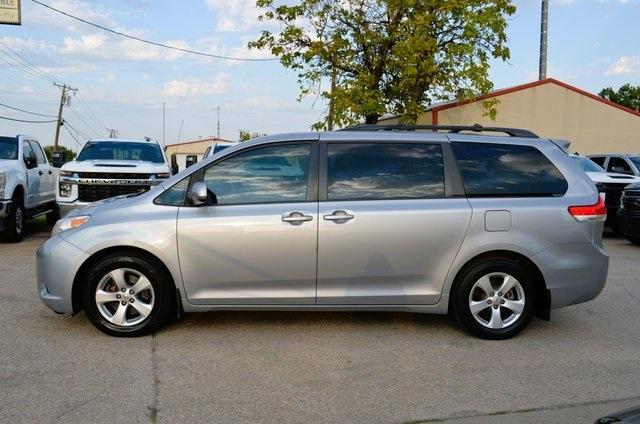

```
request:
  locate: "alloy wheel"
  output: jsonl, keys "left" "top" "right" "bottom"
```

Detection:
{"left": 95, "top": 268, "right": 155, "bottom": 327}
{"left": 468, "top": 272, "right": 525, "bottom": 329}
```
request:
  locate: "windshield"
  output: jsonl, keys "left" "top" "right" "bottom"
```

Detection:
{"left": 77, "top": 141, "right": 164, "bottom": 163}
{"left": 213, "top": 144, "right": 232, "bottom": 154}
{"left": 0, "top": 137, "right": 18, "bottom": 160}
{"left": 572, "top": 156, "right": 604, "bottom": 173}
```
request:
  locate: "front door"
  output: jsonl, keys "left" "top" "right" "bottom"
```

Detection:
{"left": 317, "top": 138, "right": 471, "bottom": 305}
{"left": 177, "top": 141, "right": 319, "bottom": 305}
{"left": 29, "top": 140, "right": 55, "bottom": 204}
{"left": 21, "top": 140, "right": 40, "bottom": 208}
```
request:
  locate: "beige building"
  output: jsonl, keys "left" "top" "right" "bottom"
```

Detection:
{"left": 379, "top": 78, "right": 640, "bottom": 154}
{"left": 164, "top": 137, "right": 232, "bottom": 171}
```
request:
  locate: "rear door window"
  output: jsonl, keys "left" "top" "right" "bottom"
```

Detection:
{"left": 451, "top": 142, "right": 568, "bottom": 197}
{"left": 326, "top": 143, "right": 445, "bottom": 201}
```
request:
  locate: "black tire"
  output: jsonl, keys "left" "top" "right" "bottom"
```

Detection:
{"left": 46, "top": 205, "right": 60, "bottom": 225}
{"left": 451, "top": 257, "right": 537, "bottom": 340}
{"left": 82, "top": 252, "right": 175, "bottom": 337}
{"left": 626, "top": 237, "right": 640, "bottom": 246}
{"left": 1, "top": 194, "right": 25, "bottom": 243}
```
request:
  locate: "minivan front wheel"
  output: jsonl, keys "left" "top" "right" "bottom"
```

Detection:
{"left": 82, "top": 253, "right": 174, "bottom": 337}
{"left": 452, "top": 258, "right": 536, "bottom": 339}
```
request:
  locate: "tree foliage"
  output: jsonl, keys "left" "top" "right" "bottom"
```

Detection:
{"left": 599, "top": 84, "right": 640, "bottom": 111}
{"left": 43, "top": 145, "right": 76, "bottom": 164}
{"left": 239, "top": 130, "right": 267, "bottom": 141}
{"left": 250, "top": 0, "right": 515, "bottom": 128}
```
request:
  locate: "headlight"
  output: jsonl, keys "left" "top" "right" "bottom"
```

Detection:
{"left": 0, "top": 172, "right": 5, "bottom": 198}
{"left": 59, "top": 182, "right": 72, "bottom": 197}
{"left": 51, "top": 215, "right": 90, "bottom": 236}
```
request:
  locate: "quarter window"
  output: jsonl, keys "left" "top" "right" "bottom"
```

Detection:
{"left": 204, "top": 144, "right": 310, "bottom": 205}
{"left": 327, "top": 143, "right": 445, "bottom": 201}
{"left": 451, "top": 142, "right": 568, "bottom": 197}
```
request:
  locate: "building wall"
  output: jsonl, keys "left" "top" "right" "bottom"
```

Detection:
{"left": 435, "top": 83, "right": 640, "bottom": 154}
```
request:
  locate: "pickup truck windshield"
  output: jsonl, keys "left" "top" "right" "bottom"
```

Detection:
{"left": 77, "top": 141, "right": 164, "bottom": 163}
{"left": 0, "top": 137, "right": 18, "bottom": 160}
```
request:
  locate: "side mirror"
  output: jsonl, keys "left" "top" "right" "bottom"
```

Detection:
{"left": 170, "top": 154, "right": 179, "bottom": 175}
{"left": 185, "top": 154, "right": 198, "bottom": 168}
{"left": 52, "top": 151, "right": 65, "bottom": 168}
{"left": 24, "top": 156, "right": 37, "bottom": 169}
{"left": 187, "top": 181, "right": 208, "bottom": 206}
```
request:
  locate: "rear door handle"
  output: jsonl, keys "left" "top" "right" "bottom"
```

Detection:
{"left": 282, "top": 211, "right": 313, "bottom": 224}
{"left": 323, "top": 210, "right": 354, "bottom": 222}
{"left": 48, "top": 170, "right": 52, "bottom": 175}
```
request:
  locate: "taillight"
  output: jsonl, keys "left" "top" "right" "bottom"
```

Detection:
{"left": 568, "top": 194, "right": 607, "bottom": 222}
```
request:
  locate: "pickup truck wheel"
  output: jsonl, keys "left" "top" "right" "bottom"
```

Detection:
{"left": 1, "top": 196, "right": 24, "bottom": 243}
{"left": 46, "top": 205, "right": 60, "bottom": 225}
{"left": 82, "top": 253, "right": 175, "bottom": 337}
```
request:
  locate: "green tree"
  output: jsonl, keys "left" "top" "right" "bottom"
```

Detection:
{"left": 43, "top": 145, "right": 76, "bottom": 164}
{"left": 239, "top": 130, "right": 267, "bottom": 141}
{"left": 599, "top": 84, "right": 640, "bottom": 111}
{"left": 250, "top": 0, "right": 515, "bottom": 128}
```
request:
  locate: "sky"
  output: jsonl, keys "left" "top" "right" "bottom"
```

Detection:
{"left": 0, "top": 0, "right": 639, "bottom": 153}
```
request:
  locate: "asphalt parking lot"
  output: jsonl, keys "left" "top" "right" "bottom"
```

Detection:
{"left": 1, "top": 221, "right": 639, "bottom": 424}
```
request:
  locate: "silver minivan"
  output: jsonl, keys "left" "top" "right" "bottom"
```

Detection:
{"left": 37, "top": 126, "right": 609, "bottom": 339}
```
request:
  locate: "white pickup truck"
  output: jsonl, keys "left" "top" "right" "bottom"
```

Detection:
{"left": 57, "top": 138, "right": 171, "bottom": 216}
{"left": 0, "top": 135, "right": 58, "bottom": 242}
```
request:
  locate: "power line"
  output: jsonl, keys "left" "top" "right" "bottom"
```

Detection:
{"left": 62, "top": 119, "right": 93, "bottom": 141}
{"left": 0, "top": 53, "right": 54, "bottom": 83}
{"left": 67, "top": 105, "right": 103, "bottom": 137}
{"left": 62, "top": 123, "right": 84, "bottom": 148}
{"left": 0, "top": 41, "right": 62, "bottom": 83}
{"left": 30, "top": 0, "right": 278, "bottom": 62}
{"left": 0, "top": 115, "right": 57, "bottom": 123}
{"left": 76, "top": 92, "right": 108, "bottom": 130}
{"left": 0, "top": 101, "right": 56, "bottom": 118}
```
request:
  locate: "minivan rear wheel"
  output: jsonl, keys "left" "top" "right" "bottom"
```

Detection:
{"left": 452, "top": 258, "right": 536, "bottom": 340}
{"left": 82, "top": 253, "right": 174, "bottom": 337}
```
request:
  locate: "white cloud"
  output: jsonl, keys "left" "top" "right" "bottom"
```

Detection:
{"left": 161, "top": 75, "right": 230, "bottom": 98}
{"left": 606, "top": 55, "right": 640, "bottom": 75}
{"left": 205, "top": 0, "right": 263, "bottom": 32}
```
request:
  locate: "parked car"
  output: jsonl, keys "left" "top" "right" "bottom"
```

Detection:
{"left": 37, "top": 125, "right": 609, "bottom": 339}
{"left": 203, "top": 141, "right": 238, "bottom": 158}
{"left": 618, "top": 182, "right": 640, "bottom": 245}
{"left": 0, "top": 135, "right": 58, "bottom": 242}
{"left": 57, "top": 138, "right": 171, "bottom": 217}
{"left": 570, "top": 155, "right": 640, "bottom": 231}
{"left": 587, "top": 154, "right": 640, "bottom": 177}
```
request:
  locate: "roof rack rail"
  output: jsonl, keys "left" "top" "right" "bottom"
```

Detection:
{"left": 338, "top": 124, "right": 539, "bottom": 139}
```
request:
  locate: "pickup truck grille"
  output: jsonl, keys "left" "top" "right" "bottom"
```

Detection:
{"left": 78, "top": 172, "right": 153, "bottom": 179}
{"left": 621, "top": 190, "right": 640, "bottom": 215}
{"left": 78, "top": 185, "right": 150, "bottom": 203}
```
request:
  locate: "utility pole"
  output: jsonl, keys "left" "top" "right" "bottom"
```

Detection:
{"left": 107, "top": 128, "right": 119, "bottom": 138}
{"left": 539, "top": 0, "right": 549, "bottom": 80}
{"left": 216, "top": 107, "right": 221, "bottom": 139}
{"left": 53, "top": 83, "right": 77, "bottom": 150}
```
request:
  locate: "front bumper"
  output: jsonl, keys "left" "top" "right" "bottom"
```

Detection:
{"left": 57, "top": 201, "right": 91, "bottom": 217}
{"left": 534, "top": 243, "right": 609, "bottom": 309}
{"left": 0, "top": 199, "right": 11, "bottom": 218}
{"left": 36, "top": 235, "right": 89, "bottom": 314}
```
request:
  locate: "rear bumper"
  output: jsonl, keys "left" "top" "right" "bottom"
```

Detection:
{"left": 36, "top": 235, "right": 89, "bottom": 314}
{"left": 533, "top": 243, "right": 609, "bottom": 309}
{"left": 617, "top": 211, "right": 640, "bottom": 238}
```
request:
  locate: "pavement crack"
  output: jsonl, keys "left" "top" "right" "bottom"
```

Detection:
{"left": 148, "top": 333, "right": 159, "bottom": 424}
{"left": 404, "top": 394, "right": 640, "bottom": 423}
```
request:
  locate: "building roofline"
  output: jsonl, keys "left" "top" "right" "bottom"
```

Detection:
{"left": 164, "top": 137, "right": 232, "bottom": 148}
{"left": 379, "top": 78, "right": 640, "bottom": 122}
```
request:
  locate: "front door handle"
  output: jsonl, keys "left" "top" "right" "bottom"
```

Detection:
{"left": 323, "top": 210, "right": 354, "bottom": 222}
{"left": 48, "top": 170, "right": 52, "bottom": 175}
{"left": 38, "top": 170, "right": 43, "bottom": 176}
{"left": 282, "top": 211, "right": 313, "bottom": 224}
